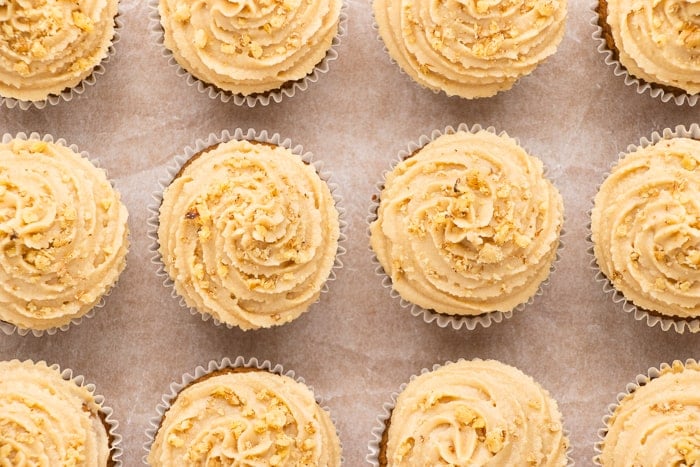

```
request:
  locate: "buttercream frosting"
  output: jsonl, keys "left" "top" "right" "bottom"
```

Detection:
{"left": 148, "top": 369, "right": 341, "bottom": 466}
{"left": 373, "top": 0, "right": 567, "bottom": 98}
{"left": 0, "top": 359, "right": 111, "bottom": 466}
{"left": 385, "top": 359, "right": 568, "bottom": 466}
{"left": 158, "top": 0, "right": 341, "bottom": 95}
{"left": 0, "top": 0, "right": 118, "bottom": 102}
{"left": 604, "top": 0, "right": 700, "bottom": 95}
{"left": 0, "top": 138, "right": 129, "bottom": 331}
{"left": 592, "top": 137, "right": 700, "bottom": 319}
{"left": 158, "top": 139, "right": 340, "bottom": 330}
{"left": 370, "top": 130, "right": 563, "bottom": 316}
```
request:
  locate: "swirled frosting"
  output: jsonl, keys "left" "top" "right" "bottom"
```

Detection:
{"left": 158, "top": 139, "right": 340, "bottom": 330}
{"left": 148, "top": 369, "right": 341, "bottom": 466}
{"left": 158, "top": 0, "right": 341, "bottom": 95}
{"left": 385, "top": 359, "right": 568, "bottom": 466}
{"left": 604, "top": 0, "right": 700, "bottom": 94}
{"left": 592, "top": 138, "right": 700, "bottom": 318}
{"left": 601, "top": 360, "right": 700, "bottom": 465}
{"left": 0, "top": 0, "right": 118, "bottom": 102}
{"left": 0, "top": 360, "right": 111, "bottom": 466}
{"left": 373, "top": 0, "right": 567, "bottom": 99}
{"left": 369, "top": 130, "right": 563, "bottom": 316}
{"left": 0, "top": 139, "right": 129, "bottom": 331}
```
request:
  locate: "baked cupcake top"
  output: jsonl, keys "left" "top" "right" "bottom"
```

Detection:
{"left": 591, "top": 137, "right": 700, "bottom": 319}
{"left": 0, "top": 360, "right": 111, "bottom": 465}
{"left": 158, "top": 139, "right": 340, "bottom": 330}
{"left": 158, "top": 0, "right": 341, "bottom": 96}
{"left": 370, "top": 130, "right": 563, "bottom": 316}
{"left": 600, "top": 360, "right": 700, "bottom": 465}
{"left": 604, "top": 0, "right": 700, "bottom": 95}
{"left": 0, "top": 138, "right": 129, "bottom": 331}
{"left": 373, "top": 0, "right": 567, "bottom": 98}
{"left": 0, "top": 0, "right": 118, "bottom": 102}
{"left": 385, "top": 359, "right": 568, "bottom": 466}
{"left": 148, "top": 368, "right": 341, "bottom": 466}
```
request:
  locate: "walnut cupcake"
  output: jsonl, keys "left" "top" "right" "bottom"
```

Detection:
{"left": 369, "top": 125, "right": 564, "bottom": 329}
{"left": 367, "top": 359, "right": 571, "bottom": 466}
{"left": 0, "top": 359, "right": 122, "bottom": 466}
{"left": 373, "top": 0, "right": 567, "bottom": 99}
{"left": 590, "top": 125, "right": 700, "bottom": 332}
{"left": 0, "top": 134, "right": 129, "bottom": 336}
{"left": 145, "top": 357, "right": 342, "bottom": 466}
{"left": 0, "top": 0, "right": 121, "bottom": 110}
{"left": 152, "top": 129, "right": 344, "bottom": 331}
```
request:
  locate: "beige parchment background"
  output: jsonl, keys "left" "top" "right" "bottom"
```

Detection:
{"left": 1, "top": 0, "right": 699, "bottom": 465}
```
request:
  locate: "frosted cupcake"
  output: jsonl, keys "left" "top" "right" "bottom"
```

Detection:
{"left": 0, "top": 135, "right": 129, "bottom": 334}
{"left": 373, "top": 0, "right": 567, "bottom": 99}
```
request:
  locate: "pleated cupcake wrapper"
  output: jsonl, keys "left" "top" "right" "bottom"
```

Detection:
{"left": 0, "top": 11, "right": 124, "bottom": 110}
{"left": 142, "top": 356, "right": 343, "bottom": 464}
{"left": 587, "top": 123, "right": 700, "bottom": 334}
{"left": 147, "top": 0, "right": 347, "bottom": 107}
{"left": 367, "top": 122, "right": 565, "bottom": 331}
{"left": 592, "top": 358, "right": 699, "bottom": 465}
{"left": 0, "top": 132, "right": 126, "bottom": 337}
{"left": 366, "top": 359, "right": 574, "bottom": 466}
{"left": 147, "top": 128, "right": 347, "bottom": 330}
{"left": 590, "top": 1, "right": 699, "bottom": 107}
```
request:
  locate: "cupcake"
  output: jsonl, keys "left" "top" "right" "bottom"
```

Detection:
{"left": 590, "top": 130, "right": 700, "bottom": 330}
{"left": 0, "top": 0, "right": 120, "bottom": 109}
{"left": 146, "top": 357, "right": 342, "bottom": 466}
{"left": 155, "top": 131, "right": 342, "bottom": 331}
{"left": 594, "top": 0, "right": 700, "bottom": 105}
{"left": 0, "top": 135, "right": 129, "bottom": 335}
{"left": 154, "top": 0, "right": 343, "bottom": 105}
{"left": 369, "top": 127, "right": 563, "bottom": 327}
{"left": 0, "top": 359, "right": 122, "bottom": 466}
{"left": 595, "top": 359, "right": 700, "bottom": 465}
{"left": 368, "top": 359, "right": 570, "bottom": 466}
{"left": 373, "top": 0, "right": 567, "bottom": 99}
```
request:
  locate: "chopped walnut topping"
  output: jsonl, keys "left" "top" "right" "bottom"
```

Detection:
{"left": 13, "top": 62, "right": 30, "bottom": 76}
{"left": 394, "top": 437, "right": 414, "bottom": 462}
{"left": 72, "top": 11, "right": 94, "bottom": 32}
{"left": 174, "top": 2, "right": 191, "bottom": 22}
{"left": 194, "top": 29, "right": 208, "bottom": 49}
{"left": 485, "top": 428, "right": 505, "bottom": 454}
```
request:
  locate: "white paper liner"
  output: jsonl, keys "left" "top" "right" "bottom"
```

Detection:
{"left": 147, "top": 128, "right": 347, "bottom": 330}
{"left": 592, "top": 358, "right": 699, "bottom": 465}
{"left": 590, "top": 1, "right": 699, "bottom": 107}
{"left": 0, "top": 10, "right": 124, "bottom": 111}
{"left": 366, "top": 359, "right": 574, "bottom": 466}
{"left": 0, "top": 132, "right": 127, "bottom": 337}
{"left": 142, "top": 356, "right": 343, "bottom": 465}
{"left": 367, "top": 122, "right": 565, "bottom": 331}
{"left": 147, "top": 0, "right": 347, "bottom": 107}
{"left": 587, "top": 123, "right": 700, "bottom": 334}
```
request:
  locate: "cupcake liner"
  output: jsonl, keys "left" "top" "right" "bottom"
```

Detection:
{"left": 590, "top": 1, "right": 699, "bottom": 107}
{"left": 147, "top": 128, "right": 347, "bottom": 330}
{"left": 367, "top": 122, "right": 565, "bottom": 331}
{"left": 587, "top": 123, "right": 700, "bottom": 334}
{"left": 147, "top": 0, "right": 347, "bottom": 107}
{"left": 143, "top": 356, "right": 342, "bottom": 464}
{"left": 366, "top": 359, "right": 574, "bottom": 466}
{"left": 0, "top": 132, "right": 127, "bottom": 337}
{"left": 0, "top": 10, "right": 124, "bottom": 111}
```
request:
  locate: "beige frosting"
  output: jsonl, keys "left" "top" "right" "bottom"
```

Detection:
{"left": 373, "top": 0, "right": 567, "bottom": 99}
{"left": 158, "top": 0, "right": 341, "bottom": 95}
{"left": 601, "top": 360, "right": 700, "bottom": 466}
{"left": 592, "top": 138, "right": 700, "bottom": 319}
{"left": 386, "top": 359, "right": 568, "bottom": 466}
{"left": 0, "top": 139, "right": 129, "bottom": 331}
{"left": 0, "top": 360, "right": 111, "bottom": 466}
{"left": 606, "top": 0, "right": 700, "bottom": 95}
{"left": 148, "top": 369, "right": 341, "bottom": 466}
{"left": 370, "top": 130, "right": 563, "bottom": 316}
{"left": 158, "top": 139, "right": 340, "bottom": 330}
{"left": 0, "top": 0, "right": 118, "bottom": 102}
